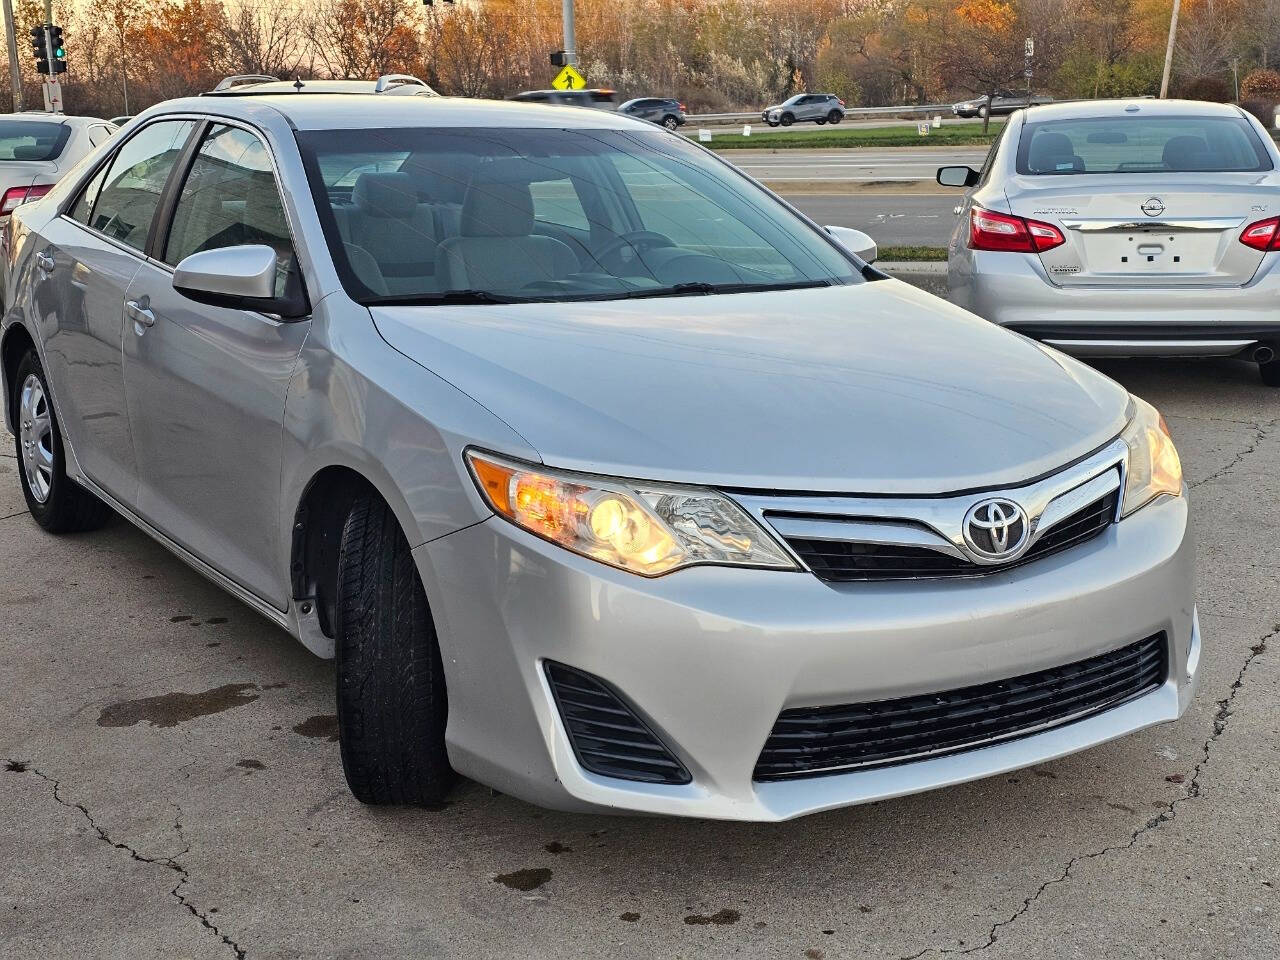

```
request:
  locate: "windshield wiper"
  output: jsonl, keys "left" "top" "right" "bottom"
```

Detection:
{"left": 368, "top": 289, "right": 532, "bottom": 306}
{"left": 618, "top": 279, "right": 833, "bottom": 300}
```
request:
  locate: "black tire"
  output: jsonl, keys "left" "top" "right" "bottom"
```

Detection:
{"left": 827, "top": 110, "right": 842, "bottom": 124}
{"left": 978, "top": 105, "right": 989, "bottom": 119}
{"left": 767, "top": 119, "right": 781, "bottom": 127}
{"left": 1260, "top": 358, "right": 1280, "bottom": 387}
{"left": 335, "top": 495, "right": 453, "bottom": 805}
{"left": 11, "top": 349, "right": 110, "bottom": 533}
{"left": 780, "top": 112, "right": 794, "bottom": 127}
{"left": 815, "top": 117, "right": 827, "bottom": 125}
{"left": 661, "top": 115, "right": 679, "bottom": 130}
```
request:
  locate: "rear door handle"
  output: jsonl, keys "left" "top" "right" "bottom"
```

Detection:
{"left": 125, "top": 298, "right": 155, "bottom": 328}
{"left": 35, "top": 252, "right": 54, "bottom": 273}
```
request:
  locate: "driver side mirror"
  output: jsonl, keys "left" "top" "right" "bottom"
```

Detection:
{"left": 172, "top": 244, "right": 309, "bottom": 319}
{"left": 825, "top": 225, "right": 877, "bottom": 264}
{"left": 937, "top": 165, "right": 980, "bottom": 188}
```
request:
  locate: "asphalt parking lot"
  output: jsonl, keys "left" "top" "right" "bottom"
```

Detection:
{"left": 4, "top": 324, "right": 1280, "bottom": 957}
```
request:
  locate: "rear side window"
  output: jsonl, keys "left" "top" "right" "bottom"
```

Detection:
{"left": 163, "top": 124, "right": 294, "bottom": 296}
{"left": 1017, "top": 116, "right": 1273, "bottom": 175}
{"left": 89, "top": 120, "right": 196, "bottom": 250}
{"left": 0, "top": 120, "right": 70, "bottom": 161}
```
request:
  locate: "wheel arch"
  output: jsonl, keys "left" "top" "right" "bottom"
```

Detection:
{"left": 1, "top": 322, "right": 37, "bottom": 433}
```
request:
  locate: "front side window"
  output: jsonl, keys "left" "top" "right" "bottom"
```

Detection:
{"left": 0, "top": 120, "right": 71, "bottom": 161}
{"left": 298, "top": 126, "right": 860, "bottom": 304}
{"left": 163, "top": 124, "right": 294, "bottom": 296}
{"left": 1017, "top": 116, "right": 1273, "bottom": 175}
{"left": 89, "top": 120, "right": 196, "bottom": 250}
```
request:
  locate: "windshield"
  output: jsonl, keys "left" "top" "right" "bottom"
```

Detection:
{"left": 0, "top": 121, "right": 70, "bottom": 161}
{"left": 1017, "top": 115, "right": 1273, "bottom": 175}
{"left": 297, "top": 127, "right": 860, "bottom": 304}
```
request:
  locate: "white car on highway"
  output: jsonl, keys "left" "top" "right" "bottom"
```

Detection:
{"left": 938, "top": 99, "right": 1280, "bottom": 385}
{"left": 0, "top": 113, "right": 117, "bottom": 220}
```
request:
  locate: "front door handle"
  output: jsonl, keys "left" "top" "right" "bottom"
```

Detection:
{"left": 125, "top": 298, "right": 155, "bottom": 328}
{"left": 35, "top": 251, "right": 54, "bottom": 273}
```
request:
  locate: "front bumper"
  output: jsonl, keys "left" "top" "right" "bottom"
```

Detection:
{"left": 415, "top": 492, "right": 1196, "bottom": 821}
{"left": 951, "top": 250, "right": 1280, "bottom": 357}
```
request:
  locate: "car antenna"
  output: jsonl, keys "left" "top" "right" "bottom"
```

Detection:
{"left": 293, "top": 77, "right": 304, "bottom": 91}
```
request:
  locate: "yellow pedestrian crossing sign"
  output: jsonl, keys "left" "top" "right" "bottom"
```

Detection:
{"left": 551, "top": 64, "right": 586, "bottom": 91}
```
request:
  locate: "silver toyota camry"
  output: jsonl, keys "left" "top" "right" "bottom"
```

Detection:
{"left": 940, "top": 99, "right": 1280, "bottom": 385}
{"left": 1, "top": 94, "right": 1197, "bottom": 820}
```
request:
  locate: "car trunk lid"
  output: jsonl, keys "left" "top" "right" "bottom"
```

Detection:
{"left": 1006, "top": 174, "right": 1276, "bottom": 287}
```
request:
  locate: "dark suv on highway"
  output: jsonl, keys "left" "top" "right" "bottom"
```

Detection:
{"left": 618, "top": 97, "right": 687, "bottom": 130}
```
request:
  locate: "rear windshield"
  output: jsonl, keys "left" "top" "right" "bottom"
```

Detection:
{"left": 0, "top": 120, "right": 70, "bottom": 161}
{"left": 1016, "top": 116, "right": 1273, "bottom": 175}
{"left": 297, "top": 126, "right": 860, "bottom": 305}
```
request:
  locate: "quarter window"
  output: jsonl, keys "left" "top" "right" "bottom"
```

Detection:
{"left": 163, "top": 124, "right": 294, "bottom": 297}
{"left": 89, "top": 120, "right": 196, "bottom": 251}
{"left": 68, "top": 162, "right": 110, "bottom": 225}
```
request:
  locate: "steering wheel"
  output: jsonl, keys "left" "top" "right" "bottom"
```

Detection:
{"left": 594, "top": 231, "right": 675, "bottom": 273}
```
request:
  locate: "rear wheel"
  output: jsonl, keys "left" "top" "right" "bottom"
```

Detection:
{"left": 335, "top": 494, "right": 453, "bottom": 805}
{"left": 780, "top": 112, "right": 794, "bottom": 127}
{"left": 1260, "top": 357, "right": 1280, "bottom": 387}
{"left": 662, "top": 115, "right": 679, "bottom": 130}
{"left": 11, "top": 349, "right": 110, "bottom": 533}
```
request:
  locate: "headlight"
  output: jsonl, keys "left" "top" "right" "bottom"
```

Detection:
{"left": 466, "top": 450, "right": 797, "bottom": 576}
{"left": 1120, "top": 396, "right": 1182, "bottom": 517}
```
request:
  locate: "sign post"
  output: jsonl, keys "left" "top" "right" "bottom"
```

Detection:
{"left": 1023, "top": 37, "right": 1034, "bottom": 108}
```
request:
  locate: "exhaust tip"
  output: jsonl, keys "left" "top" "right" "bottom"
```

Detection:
{"left": 1254, "top": 345, "right": 1276, "bottom": 365}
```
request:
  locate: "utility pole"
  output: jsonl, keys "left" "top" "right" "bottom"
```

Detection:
{"left": 2, "top": 0, "right": 21, "bottom": 111}
{"left": 561, "top": 0, "right": 575, "bottom": 66}
{"left": 1160, "top": 0, "right": 1181, "bottom": 99}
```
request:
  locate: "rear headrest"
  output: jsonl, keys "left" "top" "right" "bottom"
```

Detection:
{"left": 461, "top": 176, "right": 535, "bottom": 237}
{"left": 11, "top": 145, "right": 46, "bottom": 160}
{"left": 1162, "top": 135, "right": 1211, "bottom": 171}
{"left": 1027, "top": 132, "right": 1081, "bottom": 172}
{"left": 352, "top": 172, "right": 417, "bottom": 220}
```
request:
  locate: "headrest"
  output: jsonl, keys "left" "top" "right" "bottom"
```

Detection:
{"left": 12, "top": 145, "right": 46, "bottom": 160}
{"left": 1027, "top": 132, "right": 1080, "bottom": 172}
{"left": 1162, "top": 135, "right": 1210, "bottom": 171}
{"left": 352, "top": 172, "right": 417, "bottom": 220}
{"left": 461, "top": 175, "right": 535, "bottom": 237}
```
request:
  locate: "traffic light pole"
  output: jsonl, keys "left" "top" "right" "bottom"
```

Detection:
{"left": 561, "top": 0, "right": 574, "bottom": 66}
{"left": 2, "top": 0, "right": 21, "bottom": 111}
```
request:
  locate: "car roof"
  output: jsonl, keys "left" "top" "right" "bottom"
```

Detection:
{"left": 143, "top": 94, "right": 653, "bottom": 132}
{"left": 0, "top": 112, "right": 105, "bottom": 127}
{"left": 1021, "top": 98, "right": 1245, "bottom": 123}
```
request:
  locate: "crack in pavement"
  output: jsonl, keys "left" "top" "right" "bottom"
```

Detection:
{"left": 898, "top": 624, "right": 1275, "bottom": 959}
{"left": 4, "top": 762, "right": 246, "bottom": 959}
{"left": 1188, "top": 417, "right": 1280, "bottom": 491}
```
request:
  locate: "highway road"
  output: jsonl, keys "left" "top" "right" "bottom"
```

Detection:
{"left": 787, "top": 193, "right": 959, "bottom": 247}
{"left": 725, "top": 146, "right": 988, "bottom": 183}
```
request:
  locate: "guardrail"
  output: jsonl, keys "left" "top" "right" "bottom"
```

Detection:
{"left": 689, "top": 103, "right": 955, "bottom": 123}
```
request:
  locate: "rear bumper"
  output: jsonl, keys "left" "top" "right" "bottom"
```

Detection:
{"left": 950, "top": 250, "right": 1280, "bottom": 357}
{"left": 415, "top": 491, "right": 1196, "bottom": 821}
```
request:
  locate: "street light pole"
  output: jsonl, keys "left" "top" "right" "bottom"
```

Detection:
{"left": 561, "top": 0, "right": 575, "bottom": 66}
{"left": 1159, "top": 0, "right": 1181, "bottom": 99}
{"left": 2, "top": 0, "right": 22, "bottom": 111}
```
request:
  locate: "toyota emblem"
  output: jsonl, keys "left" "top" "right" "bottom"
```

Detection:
{"left": 963, "top": 498, "right": 1030, "bottom": 562}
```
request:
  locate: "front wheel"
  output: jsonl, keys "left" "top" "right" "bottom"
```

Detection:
{"left": 767, "top": 118, "right": 780, "bottom": 127}
{"left": 11, "top": 349, "right": 110, "bottom": 533}
{"left": 336, "top": 495, "right": 453, "bottom": 805}
{"left": 1260, "top": 357, "right": 1280, "bottom": 387}
{"left": 977, "top": 105, "right": 989, "bottom": 118}
{"left": 780, "top": 112, "right": 794, "bottom": 127}
{"left": 815, "top": 117, "right": 826, "bottom": 125}
{"left": 827, "top": 110, "right": 842, "bottom": 124}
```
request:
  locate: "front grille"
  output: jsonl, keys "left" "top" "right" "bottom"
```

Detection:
{"left": 783, "top": 490, "right": 1118, "bottom": 583}
{"left": 753, "top": 632, "right": 1166, "bottom": 781}
{"left": 545, "top": 662, "right": 691, "bottom": 785}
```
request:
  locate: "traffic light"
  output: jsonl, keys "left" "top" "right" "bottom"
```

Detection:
{"left": 50, "top": 26, "right": 66, "bottom": 73}
{"left": 30, "top": 25, "right": 48, "bottom": 73}
{"left": 550, "top": 50, "right": 569, "bottom": 67}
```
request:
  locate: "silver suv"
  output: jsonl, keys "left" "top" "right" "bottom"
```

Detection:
{"left": 762, "top": 93, "right": 845, "bottom": 127}
{"left": 2, "top": 95, "right": 1197, "bottom": 820}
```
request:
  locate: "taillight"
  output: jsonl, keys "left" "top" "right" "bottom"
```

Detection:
{"left": 677, "top": 102, "right": 687, "bottom": 113}
{"left": 837, "top": 98, "right": 846, "bottom": 107}
{"left": 1240, "top": 216, "right": 1280, "bottom": 251}
{"left": 969, "top": 207, "right": 1065, "bottom": 253}
{"left": 0, "top": 183, "right": 52, "bottom": 215}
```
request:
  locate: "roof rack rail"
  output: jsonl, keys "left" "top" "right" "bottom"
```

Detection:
{"left": 373, "top": 74, "right": 428, "bottom": 93}
{"left": 212, "top": 74, "right": 277, "bottom": 92}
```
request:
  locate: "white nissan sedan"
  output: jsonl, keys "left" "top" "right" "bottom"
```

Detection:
{"left": 939, "top": 99, "right": 1280, "bottom": 385}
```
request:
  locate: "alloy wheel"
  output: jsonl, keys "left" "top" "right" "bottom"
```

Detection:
{"left": 19, "top": 373, "right": 53, "bottom": 503}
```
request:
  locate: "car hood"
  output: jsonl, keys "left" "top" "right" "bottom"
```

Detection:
{"left": 370, "top": 281, "right": 1130, "bottom": 494}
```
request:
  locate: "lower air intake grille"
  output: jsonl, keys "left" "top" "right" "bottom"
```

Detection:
{"left": 545, "top": 661, "right": 691, "bottom": 785}
{"left": 753, "top": 632, "right": 1166, "bottom": 781}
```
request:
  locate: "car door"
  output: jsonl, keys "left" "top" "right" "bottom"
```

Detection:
{"left": 33, "top": 118, "right": 197, "bottom": 502}
{"left": 121, "top": 120, "right": 310, "bottom": 608}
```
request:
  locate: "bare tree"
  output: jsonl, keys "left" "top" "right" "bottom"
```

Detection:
{"left": 221, "top": 0, "right": 310, "bottom": 78}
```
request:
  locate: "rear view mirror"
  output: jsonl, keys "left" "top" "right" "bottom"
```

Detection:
{"left": 937, "top": 166, "right": 980, "bottom": 188}
{"left": 825, "top": 225, "right": 878, "bottom": 264}
{"left": 173, "top": 244, "right": 309, "bottom": 319}
{"left": 1087, "top": 130, "right": 1128, "bottom": 144}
